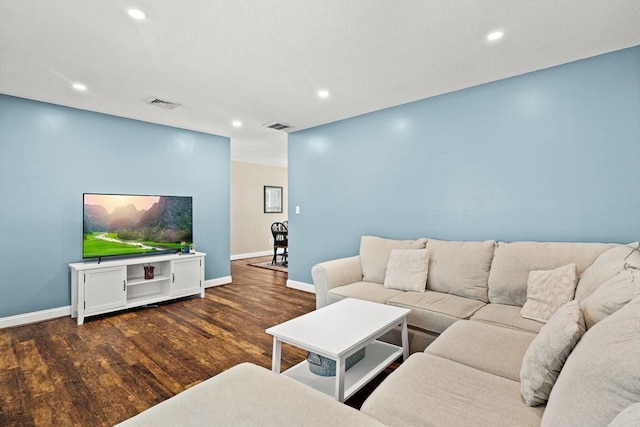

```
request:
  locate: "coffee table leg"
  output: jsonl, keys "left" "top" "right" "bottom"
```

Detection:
{"left": 272, "top": 338, "right": 282, "bottom": 373}
{"left": 401, "top": 318, "right": 409, "bottom": 361}
{"left": 335, "top": 356, "right": 346, "bottom": 402}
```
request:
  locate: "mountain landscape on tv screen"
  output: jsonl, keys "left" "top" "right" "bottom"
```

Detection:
{"left": 83, "top": 196, "right": 192, "bottom": 258}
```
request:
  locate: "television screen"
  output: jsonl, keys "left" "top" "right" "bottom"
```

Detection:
{"left": 83, "top": 193, "right": 193, "bottom": 259}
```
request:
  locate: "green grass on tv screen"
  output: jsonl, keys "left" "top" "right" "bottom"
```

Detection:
{"left": 83, "top": 233, "right": 183, "bottom": 258}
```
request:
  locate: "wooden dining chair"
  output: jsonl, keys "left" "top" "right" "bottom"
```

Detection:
{"left": 271, "top": 222, "right": 288, "bottom": 266}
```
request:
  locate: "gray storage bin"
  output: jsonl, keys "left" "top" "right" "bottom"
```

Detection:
{"left": 307, "top": 347, "right": 366, "bottom": 376}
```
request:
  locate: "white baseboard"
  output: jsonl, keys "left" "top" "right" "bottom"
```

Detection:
{"left": 0, "top": 305, "right": 71, "bottom": 329}
{"left": 205, "top": 276, "right": 232, "bottom": 288}
{"left": 286, "top": 280, "right": 315, "bottom": 294}
{"left": 230, "top": 251, "right": 272, "bottom": 260}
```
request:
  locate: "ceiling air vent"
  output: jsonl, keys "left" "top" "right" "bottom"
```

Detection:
{"left": 263, "top": 122, "right": 293, "bottom": 131}
{"left": 145, "top": 97, "right": 181, "bottom": 110}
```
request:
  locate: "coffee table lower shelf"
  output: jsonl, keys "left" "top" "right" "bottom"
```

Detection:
{"left": 281, "top": 340, "right": 402, "bottom": 401}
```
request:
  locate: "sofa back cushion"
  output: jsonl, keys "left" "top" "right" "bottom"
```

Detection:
{"left": 488, "top": 241, "right": 615, "bottom": 306}
{"left": 425, "top": 239, "right": 495, "bottom": 303}
{"left": 359, "top": 236, "right": 427, "bottom": 284}
{"left": 574, "top": 243, "right": 640, "bottom": 301}
{"left": 580, "top": 269, "right": 640, "bottom": 329}
{"left": 541, "top": 296, "right": 640, "bottom": 427}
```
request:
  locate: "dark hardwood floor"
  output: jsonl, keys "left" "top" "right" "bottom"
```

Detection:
{"left": 0, "top": 256, "right": 395, "bottom": 426}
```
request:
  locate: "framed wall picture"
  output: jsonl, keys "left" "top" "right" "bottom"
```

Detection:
{"left": 264, "top": 186, "right": 283, "bottom": 213}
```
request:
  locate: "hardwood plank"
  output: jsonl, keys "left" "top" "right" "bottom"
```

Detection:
{"left": 0, "top": 332, "right": 18, "bottom": 370}
{"left": 15, "top": 340, "right": 55, "bottom": 396}
{"left": 0, "top": 257, "right": 391, "bottom": 426}
{"left": 0, "top": 369, "right": 33, "bottom": 427}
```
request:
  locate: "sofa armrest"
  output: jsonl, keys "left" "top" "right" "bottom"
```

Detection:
{"left": 312, "top": 255, "right": 362, "bottom": 309}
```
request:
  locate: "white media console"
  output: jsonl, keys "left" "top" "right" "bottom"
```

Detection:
{"left": 69, "top": 252, "right": 206, "bottom": 325}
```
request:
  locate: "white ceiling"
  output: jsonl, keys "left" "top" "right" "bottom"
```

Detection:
{"left": 1, "top": 1, "right": 639, "bottom": 168}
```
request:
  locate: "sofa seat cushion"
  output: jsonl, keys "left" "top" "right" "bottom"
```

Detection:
{"left": 361, "top": 353, "right": 544, "bottom": 427}
{"left": 470, "top": 304, "right": 544, "bottom": 333}
{"left": 488, "top": 241, "right": 616, "bottom": 306}
{"left": 386, "top": 291, "right": 485, "bottom": 334}
{"left": 327, "top": 282, "right": 404, "bottom": 305}
{"left": 425, "top": 239, "right": 496, "bottom": 303}
{"left": 116, "top": 363, "right": 384, "bottom": 427}
{"left": 426, "top": 320, "right": 535, "bottom": 382}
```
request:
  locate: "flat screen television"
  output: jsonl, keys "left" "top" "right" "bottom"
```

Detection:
{"left": 83, "top": 193, "right": 193, "bottom": 260}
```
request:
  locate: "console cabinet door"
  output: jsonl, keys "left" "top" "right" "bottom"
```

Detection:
{"left": 84, "top": 266, "right": 127, "bottom": 314}
{"left": 171, "top": 257, "right": 202, "bottom": 297}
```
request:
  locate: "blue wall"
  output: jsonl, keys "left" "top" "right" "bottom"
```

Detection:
{"left": 288, "top": 46, "right": 640, "bottom": 285}
{"left": 0, "top": 95, "right": 230, "bottom": 317}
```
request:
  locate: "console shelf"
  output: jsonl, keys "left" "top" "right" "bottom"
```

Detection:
{"left": 127, "top": 275, "right": 171, "bottom": 286}
{"left": 69, "top": 252, "right": 206, "bottom": 325}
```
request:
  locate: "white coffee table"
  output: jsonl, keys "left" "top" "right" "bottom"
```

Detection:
{"left": 265, "top": 298, "right": 410, "bottom": 402}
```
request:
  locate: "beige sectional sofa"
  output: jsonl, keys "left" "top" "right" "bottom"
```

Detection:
{"left": 312, "top": 236, "right": 640, "bottom": 426}
{"left": 313, "top": 237, "right": 627, "bottom": 352}
{"left": 119, "top": 236, "right": 640, "bottom": 426}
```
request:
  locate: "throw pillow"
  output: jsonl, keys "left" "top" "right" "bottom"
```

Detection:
{"left": 575, "top": 243, "right": 640, "bottom": 301}
{"left": 383, "top": 249, "right": 429, "bottom": 292}
{"left": 521, "top": 263, "right": 577, "bottom": 323}
{"left": 520, "top": 300, "right": 586, "bottom": 406}
{"left": 580, "top": 269, "right": 640, "bottom": 329}
{"left": 541, "top": 296, "right": 640, "bottom": 427}
{"left": 359, "top": 236, "right": 427, "bottom": 284}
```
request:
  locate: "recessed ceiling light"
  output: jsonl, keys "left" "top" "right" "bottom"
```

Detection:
{"left": 317, "top": 89, "right": 330, "bottom": 99}
{"left": 127, "top": 9, "right": 148, "bottom": 20}
{"left": 232, "top": 120, "right": 242, "bottom": 128}
{"left": 72, "top": 83, "right": 87, "bottom": 91}
{"left": 487, "top": 31, "right": 504, "bottom": 41}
